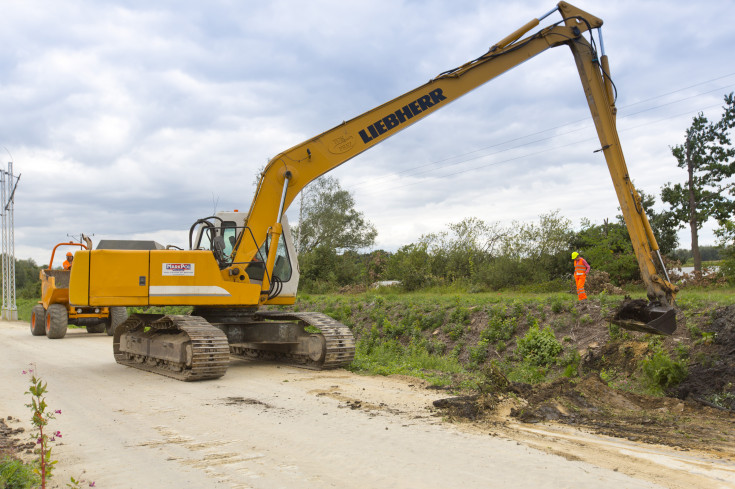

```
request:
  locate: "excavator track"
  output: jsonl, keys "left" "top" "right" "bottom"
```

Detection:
{"left": 231, "top": 311, "right": 355, "bottom": 370}
{"left": 113, "top": 314, "right": 230, "bottom": 381}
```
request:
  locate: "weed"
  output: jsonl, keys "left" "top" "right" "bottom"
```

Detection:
{"left": 640, "top": 348, "right": 688, "bottom": 394}
{"left": 448, "top": 306, "right": 471, "bottom": 325}
{"left": 608, "top": 322, "right": 622, "bottom": 340}
{"left": 0, "top": 456, "right": 39, "bottom": 489}
{"left": 468, "top": 339, "right": 490, "bottom": 368}
{"left": 426, "top": 339, "right": 447, "bottom": 355}
{"left": 705, "top": 383, "right": 735, "bottom": 410}
{"left": 22, "top": 367, "right": 94, "bottom": 488}
{"left": 506, "top": 361, "right": 548, "bottom": 384}
{"left": 443, "top": 323, "right": 465, "bottom": 341}
{"left": 349, "top": 338, "right": 470, "bottom": 386}
{"left": 451, "top": 341, "right": 465, "bottom": 358}
{"left": 24, "top": 368, "right": 60, "bottom": 487}
{"left": 382, "top": 318, "right": 407, "bottom": 339}
{"left": 481, "top": 315, "right": 516, "bottom": 343}
{"left": 695, "top": 331, "right": 716, "bottom": 346}
{"left": 550, "top": 297, "right": 566, "bottom": 314}
{"left": 560, "top": 350, "right": 581, "bottom": 378}
{"left": 515, "top": 322, "right": 562, "bottom": 367}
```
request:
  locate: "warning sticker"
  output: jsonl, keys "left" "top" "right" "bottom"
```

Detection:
{"left": 162, "top": 263, "right": 195, "bottom": 276}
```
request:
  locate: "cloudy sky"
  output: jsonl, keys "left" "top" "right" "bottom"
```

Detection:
{"left": 2, "top": 0, "right": 734, "bottom": 265}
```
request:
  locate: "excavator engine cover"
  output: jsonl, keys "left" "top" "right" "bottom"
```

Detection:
{"left": 611, "top": 299, "right": 676, "bottom": 336}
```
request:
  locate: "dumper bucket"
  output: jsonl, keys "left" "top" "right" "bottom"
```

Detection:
{"left": 611, "top": 299, "right": 677, "bottom": 336}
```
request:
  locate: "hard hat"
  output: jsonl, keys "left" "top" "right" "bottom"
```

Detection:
{"left": 66, "top": 252, "right": 73, "bottom": 257}
{"left": 571, "top": 251, "right": 579, "bottom": 259}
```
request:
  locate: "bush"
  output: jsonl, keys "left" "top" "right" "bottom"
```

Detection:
{"left": 481, "top": 315, "right": 516, "bottom": 343}
{"left": 640, "top": 348, "right": 688, "bottom": 393}
{"left": 0, "top": 456, "right": 39, "bottom": 489}
{"left": 515, "top": 322, "right": 562, "bottom": 366}
{"left": 468, "top": 339, "right": 490, "bottom": 368}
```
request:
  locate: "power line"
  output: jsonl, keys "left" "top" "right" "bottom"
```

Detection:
{"left": 356, "top": 100, "right": 729, "bottom": 196}
{"left": 344, "top": 74, "right": 735, "bottom": 194}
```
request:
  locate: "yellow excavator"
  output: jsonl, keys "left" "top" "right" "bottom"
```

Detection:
{"left": 69, "top": 2, "right": 678, "bottom": 381}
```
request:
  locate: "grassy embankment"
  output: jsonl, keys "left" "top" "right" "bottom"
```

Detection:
{"left": 15, "top": 286, "right": 735, "bottom": 395}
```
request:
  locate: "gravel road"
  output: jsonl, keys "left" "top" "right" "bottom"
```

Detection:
{"left": 0, "top": 320, "right": 728, "bottom": 489}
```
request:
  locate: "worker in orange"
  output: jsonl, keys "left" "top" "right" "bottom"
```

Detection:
{"left": 62, "top": 252, "right": 74, "bottom": 270}
{"left": 571, "top": 251, "right": 590, "bottom": 300}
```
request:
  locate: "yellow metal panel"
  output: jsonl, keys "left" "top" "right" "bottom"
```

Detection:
{"left": 263, "top": 296, "right": 296, "bottom": 306}
{"left": 148, "top": 251, "right": 261, "bottom": 306}
{"left": 68, "top": 251, "right": 90, "bottom": 306}
{"left": 89, "top": 251, "right": 149, "bottom": 306}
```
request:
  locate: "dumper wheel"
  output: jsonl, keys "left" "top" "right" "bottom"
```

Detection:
{"left": 86, "top": 323, "right": 105, "bottom": 333}
{"left": 106, "top": 307, "right": 128, "bottom": 336}
{"left": 45, "top": 304, "right": 68, "bottom": 339}
{"left": 30, "top": 305, "right": 46, "bottom": 336}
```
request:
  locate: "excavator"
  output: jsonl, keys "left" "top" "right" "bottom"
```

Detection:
{"left": 69, "top": 2, "right": 678, "bottom": 381}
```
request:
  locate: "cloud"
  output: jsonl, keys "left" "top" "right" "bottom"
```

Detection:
{"left": 1, "top": 0, "right": 734, "bottom": 266}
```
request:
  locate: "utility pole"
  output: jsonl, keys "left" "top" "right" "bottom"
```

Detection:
{"left": 1, "top": 161, "right": 20, "bottom": 320}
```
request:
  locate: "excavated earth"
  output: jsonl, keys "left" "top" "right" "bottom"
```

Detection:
{"left": 432, "top": 302, "right": 735, "bottom": 459}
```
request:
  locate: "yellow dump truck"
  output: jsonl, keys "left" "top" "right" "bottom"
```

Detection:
{"left": 31, "top": 240, "right": 127, "bottom": 339}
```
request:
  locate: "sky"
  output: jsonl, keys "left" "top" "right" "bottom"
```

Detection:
{"left": 2, "top": 0, "right": 734, "bottom": 266}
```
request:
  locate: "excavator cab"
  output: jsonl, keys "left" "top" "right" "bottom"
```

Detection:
{"left": 189, "top": 210, "right": 300, "bottom": 301}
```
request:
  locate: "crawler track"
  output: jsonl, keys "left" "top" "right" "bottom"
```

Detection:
{"left": 113, "top": 315, "right": 230, "bottom": 381}
{"left": 232, "top": 311, "right": 356, "bottom": 369}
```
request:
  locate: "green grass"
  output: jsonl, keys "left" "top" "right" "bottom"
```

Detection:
{"left": 348, "top": 338, "right": 477, "bottom": 387}
{"left": 0, "top": 456, "right": 40, "bottom": 489}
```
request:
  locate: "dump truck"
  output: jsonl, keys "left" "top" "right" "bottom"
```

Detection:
{"left": 31, "top": 239, "right": 128, "bottom": 339}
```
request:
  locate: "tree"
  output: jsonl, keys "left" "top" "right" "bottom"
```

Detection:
{"left": 616, "top": 189, "right": 679, "bottom": 257}
{"left": 661, "top": 93, "right": 735, "bottom": 271}
{"left": 293, "top": 176, "right": 377, "bottom": 253}
{"left": 571, "top": 219, "right": 640, "bottom": 284}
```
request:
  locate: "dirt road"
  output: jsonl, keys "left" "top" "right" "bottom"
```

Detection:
{"left": 1, "top": 320, "right": 732, "bottom": 489}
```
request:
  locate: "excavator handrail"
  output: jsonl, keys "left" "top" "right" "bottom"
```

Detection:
{"left": 47, "top": 241, "right": 87, "bottom": 270}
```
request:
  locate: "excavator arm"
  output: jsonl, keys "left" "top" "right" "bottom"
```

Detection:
{"left": 233, "top": 2, "right": 676, "bottom": 333}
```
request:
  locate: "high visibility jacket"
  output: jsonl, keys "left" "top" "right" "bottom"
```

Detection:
{"left": 63, "top": 260, "right": 72, "bottom": 270}
{"left": 574, "top": 257, "right": 589, "bottom": 276}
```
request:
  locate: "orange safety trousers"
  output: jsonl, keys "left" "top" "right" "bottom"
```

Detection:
{"left": 574, "top": 258, "right": 588, "bottom": 300}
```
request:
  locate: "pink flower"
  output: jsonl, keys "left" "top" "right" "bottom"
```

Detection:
{"left": 54, "top": 410, "right": 62, "bottom": 414}
{"left": 54, "top": 431, "right": 62, "bottom": 438}
{"left": 37, "top": 437, "right": 42, "bottom": 444}
{"left": 22, "top": 370, "right": 26, "bottom": 374}
{"left": 89, "top": 483, "right": 96, "bottom": 487}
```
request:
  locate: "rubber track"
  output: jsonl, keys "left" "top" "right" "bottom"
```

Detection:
{"left": 252, "top": 311, "right": 355, "bottom": 369}
{"left": 113, "top": 315, "right": 229, "bottom": 381}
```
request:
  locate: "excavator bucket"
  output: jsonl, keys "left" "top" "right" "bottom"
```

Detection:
{"left": 610, "top": 299, "right": 677, "bottom": 336}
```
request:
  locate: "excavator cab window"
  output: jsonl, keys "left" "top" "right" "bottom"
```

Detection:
{"left": 245, "top": 234, "right": 292, "bottom": 283}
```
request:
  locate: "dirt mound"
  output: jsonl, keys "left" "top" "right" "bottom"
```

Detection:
{"left": 0, "top": 416, "right": 33, "bottom": 456}
{"left": 673, "top": 305, "right": 735, "bottom": 410}
{"left": 580, "top": 270, "right": 624, "bottom": 295}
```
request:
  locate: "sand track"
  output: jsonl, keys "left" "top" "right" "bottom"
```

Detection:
{"left": 1, "top": 320, "right": 732, "bottom": 489}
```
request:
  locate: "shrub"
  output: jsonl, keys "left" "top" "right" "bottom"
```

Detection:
{"left": 481, "top": 315, "right": 516, "bottom": 343}
{"left": 0, "top": 456, "right": 40, "bottom": 489}
{"left": 515, "top": 322, "right": 562, "bottom": 366}
{"left": 640, "top": 348, "right": 688, "bottom": 393}
{"left": 468, "top": 339, "right": 490, "bottom": 368}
